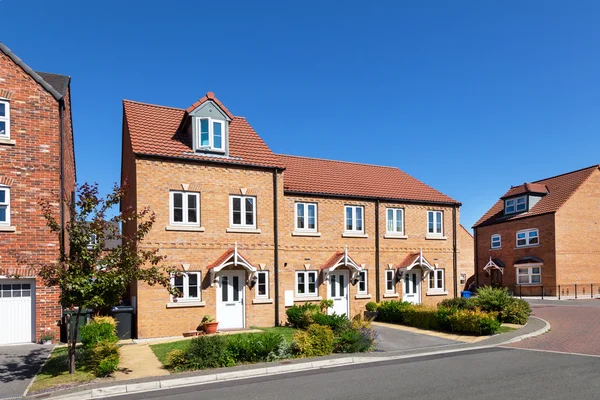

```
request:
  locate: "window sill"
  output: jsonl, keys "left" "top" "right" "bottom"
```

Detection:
{"left": 195, "top": 147, "right": 225, "bottom": 154}
{"left": 294, "top": 296, "right": 322, "bottom": 302}
{"left": 515, "top": 284, "right": 542, "bottom": 287}
{"left": 515, "top": 244, "right": 540, "bottom": 249}
{"left": 490, "top": 247, "right": 502, "bottom": 251}
{"left": 342, "top": 232, "right": 369, "bottom": 238}
{"left": 252, "top": 298, "right": 274, "bottom": 304}
{"left": 425, "top": 235, "right": 447, "bottom": 240}
{"left": 165, "top": 225, "right": 205, "bottom": 232}
{"left": 166, "top": 301, "right": 206, "bottom": 309}
{"left": 426, "top": 291, "right": 448, "bottom": 296}
{"left": 292, "top": 231, "right": 321, "bottom": 237}
{"left": 384, "top": 233, "right": 408, "bottom": 239}
{"left": 0, "top": 138, "right": 16, "bottom": 146}
{"left": 226, "top": 228, "right": 261, "bottom": 234}
{"left": 355, "top": 294, "right": 372, "bottom": 300}
{"left": 0, "top": 226, "right": 16, "bottom": 232}
{"left": 383, "top": 293, "right": 398, "bottom": 298}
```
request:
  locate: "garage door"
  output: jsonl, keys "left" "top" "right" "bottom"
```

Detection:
{"left": 0, "top": 280, "right": 34, "bottom": 344}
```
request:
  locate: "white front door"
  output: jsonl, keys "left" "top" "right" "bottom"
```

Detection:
{"left": 0, "top": 280, "right": 35, "bottom": 344}
{"left": 217, "top": 271, "right": 245, "bottom": 330}
{"left": 402, "top": 270, "right": 421, "bottom": 304}
{"left": 328, "top": 270, "right": 349, "bottom": 316}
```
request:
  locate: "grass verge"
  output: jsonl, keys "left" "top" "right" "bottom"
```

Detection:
{"left": 29, "top": 346, "right": 96, "bottom": 394}
{"left": 497, "top": 325, "right": 517, "bottom": 334}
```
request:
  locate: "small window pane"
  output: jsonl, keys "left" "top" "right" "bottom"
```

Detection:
{"left": 339, "top": 274, "right": 345, "bottom": 297}
{"left": 297, "top": 204, "right": 304, "bottom": 229}
{"left": 222, "top": 276, "right": 229, "bottom": 301}
{"left": 330, "top": 275, "right": 336, "bottom": 297}
{"left": 428, "top": 212, "right": 434, "bottom": 233}
{"left": 233, "top": 276, "right": 240, "bottom": 301}
{"left": 0, "top": 103, "right": 5, "bottom": 117}
{"left": 0, "top": 190, "right": 5, "bottom": 203}
{"left": 245, "top": 198, "right": 254, "bottom": 225}
{"left": 346, "top": 207, "right": 353, "bottom": 231}
{"left": 0, "top": 121, "right": 5, "bottom": 136}
{"left": 437, "top": 271, "right": 443, "bottom": 288}
{"left": 173, "top": 193, "right": 183, "bottom": 222}
{"left": 396, "top": 210, "right": 403, "bottom": 232}
{"left": 232, "top": 198, "right": 241, "bottom": 225}
{"left": 258, "top": 272, "right": 267, "bottom": 296}
{"left": 297, "top": 273, "right": 305, "bottom": 294}
{"left": 213, "top": 122, "right": 222, "bottom": 149}
{"left": 387, "top": 209, "right": 394, "bottom": 232}
{"left": 200, "top": 119, "right": 209, "bottom": 146}
{"left": 174, "top": 276, "right": 184, "bottom": 294}
{"left": 307, "top": 204, "right": 316, "bottom": 230}
{"left": 187, "top": 195, "right": 197, "bottom": 223}
{"left": 532, "top": 267, "right": 540, "bottom": 274}
{"left": 308, "top": 272, "right": 316, "bottom": 294}
{"left": 532, "top": 274, "right": 541, "bottom": 283}
{"left": 0, "top": 207, "right": 6, "bottom": 222}
{"left": 356, "top": 207, "right": 363, "bottom": 231}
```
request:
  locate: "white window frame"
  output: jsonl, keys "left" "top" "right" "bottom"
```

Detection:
{"left": 295, "top": 202, "right": 318, "bottom": 232}
{"left": 460, "top": 273, "right": 467, "bottom": 285}
{"left": 170, "top": 272, "right": 202, "bottom": 302}
{"left": 357, "top": 270, "right": 368, "bottom": 294}
{"left": 385, "top": 270, "right": 396, "bottom": 293}
{"left": 505, "top": 196, "right": 527, "bottom": 214}
{"left": 0, "top": 186, "right": 10, "bottom": 226}
{"left": 491, "top": 234, "right": 501, "bottom": 249}
{"left": 170, "top": 191, "right": 200, "bottom": 226}
{"left": 344, "top": 205, "right": 364, "bottom": 233}
{"left": 386, "top": 208, "right": 404, "bottom": 234}
{"left": 229, "top": 195, "right": 257, "bottom": 229}
{"left": 295, "top": 270, "right": 318, "bottom": 297}
{"left": 428, "top": 269, "right": 445, "bottom": 291}
{"left": 516, "top": 228, "right": 539, "bottom": 248}
{"left": 195, "top": 117, "right": 225, "bottom": 152}
{"left": 0, "top": 99, "right": 10, "bottom": 139}
{"left": 517, "top": 266, "right": 542, "bottom": 285}
{"left": 256, "top": 271, "right": 269, "bottom": 299}
{"left": 427, "top": 210, "right": 443, "bottom": 236}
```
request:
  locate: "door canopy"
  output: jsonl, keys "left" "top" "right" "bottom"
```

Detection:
{"left": 207, "top": 243, "right": 257, "bottom": 286}
{"left": 396, "top": 249, "right": 435, "bottom": 272}
{"left": 321, "top": 246, "right": 363, "bottom": 283}
{"left": 483, "top": 256, "right": 505, "bottom": 275}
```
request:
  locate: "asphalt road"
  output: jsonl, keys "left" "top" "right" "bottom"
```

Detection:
{"left": 111, "top": 347, "right": 600, "bottom": 400}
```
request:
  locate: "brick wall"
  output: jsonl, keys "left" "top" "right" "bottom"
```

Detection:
{"left": 458, "top": 225, "right": 474, "bottom": 291}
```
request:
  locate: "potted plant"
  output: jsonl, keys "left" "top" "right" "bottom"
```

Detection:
{"left": 364, "top": 302, "right": 379, "bottom": 320}
{"left": 40, "top": 333, "right": 54, "bottom": 345}
{"left": 200, "top": 315, "right": 219, "bottom": 334}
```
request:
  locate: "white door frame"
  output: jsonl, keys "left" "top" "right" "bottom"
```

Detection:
{"left": 327, "top": 270, "right": 350, "bottom": 316}
{"left": 216, "top": 270, "right": 246, "bottom": 330}
{"left": 402, "top": 269, "right": 422, "bottom": 304}
{"left": 0, "top": 278, "right": 36, "bottom": 344}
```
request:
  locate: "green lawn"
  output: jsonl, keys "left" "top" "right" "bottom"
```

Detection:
{"left": 497, "top": 325, "right": 517, "bottom": 334}
{"left": 253, "top": 326, "right": 297, "bottom": 343}
{"left": 29, "top": 346, "right": 96, "bottom": 394}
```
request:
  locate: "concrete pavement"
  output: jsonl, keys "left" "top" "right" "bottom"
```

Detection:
{"left": 0, "top": 343, "right": 52, "bottom": 399}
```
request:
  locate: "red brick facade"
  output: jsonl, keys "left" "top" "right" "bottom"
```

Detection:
{"left": 0, "top": 47, "right": 75, "bottom": 343}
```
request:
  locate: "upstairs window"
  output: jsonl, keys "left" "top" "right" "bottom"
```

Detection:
{"left": 170, "top": 191, "right": 200, "bottom": 226}
{"left": 230, "top": 195, "right": 256, "bottom": 228}
{"left": 0, "top": 100, "right": 9, "bottom": 139}
{"left": 505, "top": 196, "right": 527, "bottom": 214}
{"left": 344, "top": 205, "right": 364, "bottom": 233}
{"left": 491, "top": 234, "right": 501, "bottom": 249}
{"left": 295, "top": 202, "right": 317, "bottom": 232}
{"left": 195, "top": 117, "right": 225, "bottom": 152}
{"left": 516, "top": 229, "right": 539, "bottom": 247}
{"left": 386, "top": 208, "right": 404, "bottom": 234}
{"left": 427, "top": 210, "right": 443, "bottom": 236}
{"left": 0, "top": 186, "right": 10, "bottom": 226}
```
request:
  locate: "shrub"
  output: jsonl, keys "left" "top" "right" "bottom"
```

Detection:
{"left": 286, "top": 303, "right": 320, "bottom": 329}
{"left": 311, "top": 312, "right": 350, "bottom": 333}
{"left": 334, "top": 327, "right": 377, "bottom": 353}
{"left": 90, "top": 315, "right": 118, "bottom": 328}
{"left": 402, "top": 306, "right": 440, "bottom": 331}
{"left": 187, "top": 335, "right": 234, "bottom": 370}
{"left": 90, "top": 339, "right": 120, "bottom": 376}
{"left": 320, "top": 299, "right": 334, "bottom": 313}
{"left": 292, "top": 324, "right": 334, "bottom": 357}
{"left": 351, "top": 314, "right": 372, "bottom": 330}
{"left": 365, "top": 302, "right": 378, "bottom": 312}
{"left": 439, "top": 297, "right": 477, "bottom": 310}
{"left": 166, "top": 349, "right": 188, "bottom": 371}
{"left": 80, "top": 319, "right": 119, "bottom": 349}
{"left": 447, "top": 309, "right": 501, "bottom": 335}
{"left": 474, "top": 286, "right": 513, "bottom": 312}
{"left": 376, "top": 300, "right": 411, "bottom": 323}
{"left": 499, "top": 298, "right": 531, "bottom": 324}
{"left": 226, "top": 332, "right": 285, "bottom": 363}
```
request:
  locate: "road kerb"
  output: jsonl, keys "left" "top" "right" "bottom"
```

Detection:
{"left": 499, "top": 317, "right": 551, "bottom": 345}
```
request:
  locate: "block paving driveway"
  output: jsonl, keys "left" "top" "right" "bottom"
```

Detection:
{"left": 505, "top": 299, "right": 600, "bottom": 355}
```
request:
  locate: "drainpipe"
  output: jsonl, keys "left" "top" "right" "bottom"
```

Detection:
{"left": 273, "top": 169, "right": 280, "bottom": 326}
{"left": 452, "top": 205, "right": 458, "bottom": 298}
{"left": 474, "top": 228, "right": 479, "bottom": 288}
{"left": 375, "top": 199, "right": 380, "bottom": 302}
{"left": 58, "top": 100, "right": 65, "bottom": 260}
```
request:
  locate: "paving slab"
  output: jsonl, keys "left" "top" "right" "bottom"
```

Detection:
{"left": 114, "top": 344, "right": 169, "bottom": 381}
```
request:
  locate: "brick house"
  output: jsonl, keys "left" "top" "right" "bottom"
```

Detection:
{"left": 473, "top": 165, "right": 600, "bottom": 297}
{"left": 457, "top": 224, "right": 475, "bottom": 291}
{"left": 0, "top": 43, "right": 76, "bottom": 344}
{"left": 122, "top": 92, "right": 464, "bottom": 338}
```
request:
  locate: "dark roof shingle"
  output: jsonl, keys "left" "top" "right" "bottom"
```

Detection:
{"left": 35, "top": 71, "right": 70, "bottom": 97}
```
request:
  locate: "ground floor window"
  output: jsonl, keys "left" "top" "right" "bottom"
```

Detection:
{"left": 385, "top": 270, "right": 395, "bottom": 293}
{"left": 460, "top": 273, "right": 467, "bottom": 285}
{"left": 256, "top": 271, "right": 269, "bottom": 298}
{"left": 517, "top": 266, "right": 541, "bottom": 284}
{"left": 171, "top": 272, "right": 201, "bottom": 301}
{"left": 296, "top": 271, "right": 318, "bottom": 296}
{"left": 429, "top": 269, "right": 444, "bottom": 291}
{"left": 357, "top": 271, "right": 367, "bottom": 294}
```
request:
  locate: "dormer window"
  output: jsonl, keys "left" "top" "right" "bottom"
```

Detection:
{"left": 195, "top": 117, "right": 225, "bottom": 152}
{"left": 505, "top": 196, "right": 526, "bottom": 214}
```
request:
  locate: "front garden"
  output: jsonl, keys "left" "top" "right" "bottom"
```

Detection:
{"left": 371, "top": 286, "right": 532, "bottom": 335}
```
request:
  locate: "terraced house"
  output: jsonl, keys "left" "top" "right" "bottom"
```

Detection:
{"left": 474, "top": 165, "right": 600, "bottom": 298}
{"left": 0, "top": 43, "right": 76, "bottom": 345}
{"left": 122, "top": 92, "right": 465, "bottom": 338}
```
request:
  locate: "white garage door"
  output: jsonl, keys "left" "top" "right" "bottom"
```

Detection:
{"left": 0, "top": 280, "right": 35, "bottom": 344}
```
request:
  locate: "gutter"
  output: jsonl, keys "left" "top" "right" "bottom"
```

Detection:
{"left": 135, "top": 152, "right": 285, "bottom": 173}
{"left": 375, "top": 199, "right": 380, "bottom": 302}
{"left": 474, "top": 228, "right": 479, "bottom": 288}
{"left": 59, "top": 99, "right": 65, "bottom": 259}
{"left": 273, "top": 169, "right": 280, "bottom": 326}
{"left": 452, "top": 205, "right": 458, "bottom": 298}
{"left": 284, "top": 190, "right": 461, "bottom": 207}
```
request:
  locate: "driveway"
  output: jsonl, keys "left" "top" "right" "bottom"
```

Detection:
{"left": 505, "top": 299, "right": 600, "bottom": 355}
{"left": 0, "top": 344, "right": 53, "bottom": 398}
{"left": 374, "top": 324, "right": 458, "bottom": 352}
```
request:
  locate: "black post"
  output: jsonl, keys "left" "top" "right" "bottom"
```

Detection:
{"left": 575, "top": 284, "right": 578, "bottom": 299}
{"left": 558, "top": 284, "right": 561, "bottom": 300}
{"left": 519, "top": 285, "right": 522, "bottom": 299}
{"left": 541, "top": 285, "right": 544, "bottom": 300}
{"left": 592, "top": 284, "right": 594, "bottom": 299}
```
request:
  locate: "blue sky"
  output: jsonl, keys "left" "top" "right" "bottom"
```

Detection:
{"left": 2, "top": 1, "right": 599, "bottom": 229}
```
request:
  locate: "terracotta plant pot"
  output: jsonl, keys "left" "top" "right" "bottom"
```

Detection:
{"left": 203, "top": 322, "right": 219, "bottom": 334}
{"left": 182, "top": 331, "right": 199, "bottom": 337}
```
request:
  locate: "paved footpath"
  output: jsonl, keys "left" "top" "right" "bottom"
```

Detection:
{"left": 505, "top": 300, "right": 600, "bottom": 355}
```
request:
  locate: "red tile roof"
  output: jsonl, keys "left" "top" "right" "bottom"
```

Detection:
{"left": 278, "top": 155, "right": 459, "bottom": 205}
{"left": 474, "top": 165, "right": 600, "bottom": 228}
{"left": 185, "top": 91, "right": 234, "bottom": 119}
{"left": 123, "top": 98, "right": 283, "bottom": 169}
{"left": 320, "top": 251, "right": 361, "bottom": 270}
{"left": 206, "top": 248, "right": 256, "bottom": 270}
{"left": 397, "top": 253, "right": 421, "bottom": 269}
{"left": 500, "top": 182, "right": 548, "bottom": 199}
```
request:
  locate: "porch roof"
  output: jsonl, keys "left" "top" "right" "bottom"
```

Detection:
{"left": 484, "top": 257, "right": 505, "bottom": 274}
{"left": 514, "top": 256, "right": 544, "bottom": 265}
{"left": 206, "top": 244, "right": 257, "bottom": 273}
{"left": 320, "top": 248, "right": 363, "bottom": 272}
{"left": 396, "top": 250, "right": 435, "bottom": 272}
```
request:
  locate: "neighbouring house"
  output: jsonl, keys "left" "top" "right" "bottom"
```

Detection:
{"left": 0, "top": 43, "right": 76, "bottom": 345}
{"left": 473, "top": 165, "right": 600, "bottom": 298}
{"left": 457, "top": 224, "right": 475, "bottom": 291}
{"left": 121, "top": 92, "right": 464, "bottom": 338}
